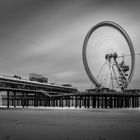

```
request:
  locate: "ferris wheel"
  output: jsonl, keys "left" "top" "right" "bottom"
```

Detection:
{"left": 82, "top": 21, "right": 135, "bottom": 91}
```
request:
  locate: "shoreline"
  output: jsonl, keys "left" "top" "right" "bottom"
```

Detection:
{"left": 0, "top": 107, "right": 140, "bottom": 140}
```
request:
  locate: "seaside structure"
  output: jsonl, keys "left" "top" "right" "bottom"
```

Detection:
{"left": 0, "top": 21, "right": 140, "bottom": 109}
{"left": 0, "top": 73, "right": 78, "bottom": 107}
{"left": 0, "top": 73, "right": 139, "bottom": 109}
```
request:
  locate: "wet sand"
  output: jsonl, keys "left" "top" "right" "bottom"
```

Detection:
{"left": 0, "top": 107, "right": 140, "bottom": 140}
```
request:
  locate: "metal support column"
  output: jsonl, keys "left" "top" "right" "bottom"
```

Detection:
{"left": 105, "top": 96, "right": 107, "bottom": 108}
{"left": 79, "top": 96, "right": 82, "bottom": 108}
{"left": 75, "top": 96, "right": 77, "bottom": 108}
{"left": 97, "top": 96, "right": 100, "bottom": 108}
{"left": 22, "top": 93, "right": 25, "bottom": 108}
{"left": 7, "top": 91, "right": 10, "bottom": 108}
{"left": 13, "top": 91, "right": 16, "bottom": 108}
{"left": 92, "top": 96, "right": 96, "bottom": 108}
{"left": 110, "top": 96, "right": 113, "bottom": 108}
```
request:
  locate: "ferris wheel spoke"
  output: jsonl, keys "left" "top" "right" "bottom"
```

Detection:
{"left": 96, "top": 60, "right": 108, "bottom": 80}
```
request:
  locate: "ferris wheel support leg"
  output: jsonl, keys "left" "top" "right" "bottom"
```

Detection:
{"left": 106, "top": 60, "right": 113, "bottom": 88}
{"left": 110, "top": 61, "right": 114, "bottom": 89}
{"left": 115, "top": 59, "right": 132, "bottom": 90}
{"left": 112, "top": 66, "right": 120, "bottom": 88}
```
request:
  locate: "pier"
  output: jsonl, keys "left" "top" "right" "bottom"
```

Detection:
{"left": 1, "top": 87, "right": 140, "bottom": 109}
{"left": 0, "top": 21, "right": 139, "bottom": 109}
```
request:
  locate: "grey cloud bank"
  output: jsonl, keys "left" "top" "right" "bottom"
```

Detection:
{"left": 0, "top": 0, "right": 140, "bottom": 91}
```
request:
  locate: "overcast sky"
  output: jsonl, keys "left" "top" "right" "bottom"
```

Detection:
{"left": 0, "top": 0, "right": 140, "bottom": 91}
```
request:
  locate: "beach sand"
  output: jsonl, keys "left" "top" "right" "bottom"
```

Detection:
{"left": 0, "top": 107, "right": 140, "bottom": 140}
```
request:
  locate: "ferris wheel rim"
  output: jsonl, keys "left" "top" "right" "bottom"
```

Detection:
{"left": 82, "top": 21, "right": 135, "bottom": 88}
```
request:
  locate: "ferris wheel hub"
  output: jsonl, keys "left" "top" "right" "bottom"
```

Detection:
{"left": 105, "top": 52, "right": 118, "bottom": 60}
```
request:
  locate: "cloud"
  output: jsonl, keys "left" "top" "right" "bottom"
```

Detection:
{"left": 53, "top": 71, "right": 77, "bottom": 80}
{"left": 0, "top": 0, "right": 140, "bottom": 91}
